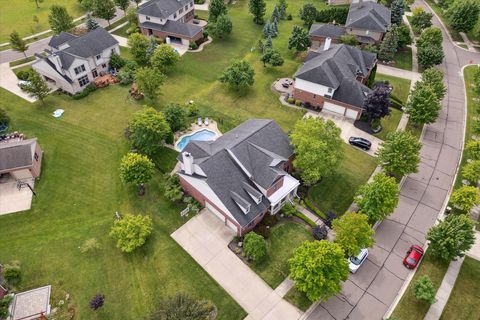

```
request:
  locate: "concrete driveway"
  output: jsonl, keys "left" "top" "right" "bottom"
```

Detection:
{"left": 0, "top": 63, "right": 36, "bottom": 103}
{"left": 171, "top": 210, "right": 303, "bottom": 320}
{"left": 305, "top": 110, "right": 382, "bottom": 156}
{"left": 273, "top": 78, "right": 294, "bottom": 95}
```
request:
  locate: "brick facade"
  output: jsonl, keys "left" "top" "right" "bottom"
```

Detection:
{"left": 292, "top": 88, "right": 326, "bottom": 108}
{"left": 140, "top": 27, "right": 203, "bottom": 43}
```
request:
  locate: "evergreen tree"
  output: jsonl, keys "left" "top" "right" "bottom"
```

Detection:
{"left": 288, "top": 26, "right": 311, "bottom": 52}
{"left": 299, "top": 3, "right": 318, "bottom": 28}
{"left": 391, "top": 0, "right": 405, "bottom": 26}
{"left": 208, "top": 0, "right": 228, "bottom": 23}
{"left": 48, "top": 5, "right": 74, "bottom": 34}
{"left": 278, "top": 0, "right": 287, "bottom": 20}
{"left": 146, "top": 36, "right": 158, "bottom": 60}
{"left": 212, "top": 13, "right": 233, "bottom": 39}
{"left": 249, "top": 0, "right": 266, "bottom": 24}
{"left": 378, "top": 29, "right": 398, "bottom": 61}
{"left": 9, "top": 31, "right": 28, "bottom": 58}
{"left": 265, "top": 35, "right": 273, "bottom": 49}
{"left": 85, "top": 13, "right": 100, "bottom": 31}
{"left": 261, "top": 48, "right": 284, "bottom": 67}
{"left": 271, "top": 5, "right": 280, "bottom": 22}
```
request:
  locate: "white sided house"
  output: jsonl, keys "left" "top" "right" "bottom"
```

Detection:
{"left": 177, "top": 119, "right": 300, "bottom": 236}
{"left": 32, "top": 28, "right": 119, "bottom": 95}
{"left": 292, "top": 43, "right": 377, "bottom": 120}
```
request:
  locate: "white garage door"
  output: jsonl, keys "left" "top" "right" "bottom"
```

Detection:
{"left": 345, "top": 108, "right": 359, "bottom": 120}
{"left": 323, "top": 102, "right": 346, "bottom": 116}
{"left": 205, "top": 201, "right": 238, "bottom": 232}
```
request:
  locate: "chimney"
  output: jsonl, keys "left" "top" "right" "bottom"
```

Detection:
{"left": 324, "top": 37, "right": 332, "bottom": 51}
{"left": 182, "top": 152, "right": 194, "bottom": 175}
{"left": 358, "top": 0, "right": 364, "bottom": 8}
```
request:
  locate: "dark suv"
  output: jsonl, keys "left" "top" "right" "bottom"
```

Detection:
{"left": 349, "top": 137, "right": 372, "bottom": 151}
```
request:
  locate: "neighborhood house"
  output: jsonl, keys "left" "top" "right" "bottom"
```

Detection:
{"left": 32, "top": 28, "right": 120, "bottom": 95}
{"left": 292, "top": 43, "right": 377, "bottom": 120}
{"left": 138, "top": 0, "right": 204, "bottom": 46}
{"left": 177, "top": 119, "right": 300, "bottom": 236}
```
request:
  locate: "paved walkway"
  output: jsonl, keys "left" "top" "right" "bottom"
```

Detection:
{"left": 459, "top": 32, "right": 477, "bottom": 52}
{"left": 0, "top": 63, "right": 36, "bottom": 102}
{"left": 377, "top": 64, "right": 421, "bottom": 82}
{"left": 112, "top": 35, "right": 129, "bottom": 47}
{"left": 466, "top": 230, "right": 480, "bottom": 261}
{"left": 171, "top": 210, "right": 303, "bottom": 320}
{"left": 195, "top": 0, "right": 210, "bottom": 11}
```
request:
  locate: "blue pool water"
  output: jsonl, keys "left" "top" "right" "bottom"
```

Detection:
{"left": 176, "top": 129, "right": 216, "bottom": 151}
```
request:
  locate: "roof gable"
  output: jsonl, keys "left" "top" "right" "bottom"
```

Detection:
{"left": 346, "top": 2, "right": 391, "bottom": 32}
{"left": 139, "top": 0, "right": 192, "bottom": 18}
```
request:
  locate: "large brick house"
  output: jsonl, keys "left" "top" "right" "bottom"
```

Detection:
{"left": 177, "top": 119, "right": 300, "bottom": 236}
{"left": 32, "top": 28, "right": 119, "bottom": 94}
{"left": 138, "top": 0, "right": 204, "bottom": 46}
{"left": 292, "top": 43, "right": 377, "bottom": 120}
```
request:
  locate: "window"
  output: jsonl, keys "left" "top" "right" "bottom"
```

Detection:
{"left": 34, "top": 153, "right": 39, "bottom": 161}
{"left": 111, "top": 49, "right": 115, "bottom": 55}
{"left": 74, "top": 64, "right": 86, "bottom": 75}
{"left": 102, "top": 63, "right": 107, "bottom": 68}
{"left": 313, "top": 94, "right": 316, "bottom": 98}
{"left": 146, "top": 16, "right": 150, "bottom": 20}
{"left": 185, "top": 5, "right": 188, "bottom": 10}
{"left": 92, "top": 69, "right": 98, "bottom": 78}
{"left": 190, "top": 1, "right": 193, "bottom": 7}
{"left": 96, "top": 54, "right": 101, "bottom": 60}
{"left": 327, "top": 87, "right": 333, "bottom": 93}
{"left": 78, "top": 75, "right": 90, "bottom": 87}
{"left": 179, "top": 8, "right": 183, "bottom": 14}
{"left": 174, "top": 13, "right": 177, "bottom": 18}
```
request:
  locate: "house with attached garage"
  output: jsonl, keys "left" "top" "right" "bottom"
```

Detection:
{"left": 177, "top": 119, "right": 300, "bottom": 236}
{"left": 31, "top": 28, "right": 119, "bottom": 95}
{"left": 292, "top": 43, "right": 377, "bottom": 120}
{"left": 137, "top": 0, "right": 204, "bottom": 46}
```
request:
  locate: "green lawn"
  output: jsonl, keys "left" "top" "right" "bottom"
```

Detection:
{"left": 112, "top": 23, "right": 131, "bottom": 38}
{"left": 375, "top": 107, "right": 403, "bottom": 141}
{"left": 393, "top": 47, "right": 413, "bottom": 71}
{"left": 375, "top": 73, "right": 412, "bottom": 105}
{"left": 284, "top": 287, "right": 312, "bottom": 311}
{"left": 307, "top": 144, "right": 377, "bottom": 215}
{"left": 392, "top": 252, "right": 449, "bottom": 320}
{"left": 0, "top": 0, "right": 85, "bottom": 43}
{"left": 9, "top": 56, "right": 37, "bottom": 67}
{"left": 405, "top": 119, "right": 424, "bottom": 140}
{"left": 440, "top": 257, "right": 480, "bottom": 320}
{"left": 251, "top": 222, "right": 312, "bottom": 288}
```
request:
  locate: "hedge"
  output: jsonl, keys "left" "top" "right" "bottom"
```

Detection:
{"left": 72, "top": 84, "right": 97, "bottom": 100}
{"left": 303, "top": 197, "right": 327, "bottom": 219}
{"left": 293, "top": 211, "right": 317, "bottom": 228}
{"left": 316, "top": 7, "right": 349, "bottom": 24}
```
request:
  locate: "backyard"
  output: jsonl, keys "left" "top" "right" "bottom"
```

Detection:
{"left": 250, "top": 222, "right": 313, "bottom": 288}
{"left": 0, "top": 0, "right": 84, "bottom": 43}
{"left": 440, "top": 257, "right": 480, "bottom": 320}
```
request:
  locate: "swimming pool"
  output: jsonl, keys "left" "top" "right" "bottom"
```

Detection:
{"left": 175, "top": 129, "right": 217, "bottom": 151}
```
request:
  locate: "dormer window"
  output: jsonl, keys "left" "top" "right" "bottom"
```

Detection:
{"left": 146, "top": 16, "right": 150, "bottom": 20}
{"left": 96, "top": 54, "right": 101, "bottom": 60}
{"left": 327, "top": 87, "right": 333, "bottom": 93}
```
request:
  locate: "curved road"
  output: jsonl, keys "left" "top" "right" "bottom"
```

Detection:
{"left": 306, "top": 1, "right": 479, "bottom": 319}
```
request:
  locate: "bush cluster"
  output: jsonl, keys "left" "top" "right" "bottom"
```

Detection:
{"left": 72, "top": 83, "right": 97, "bottom": 100}
{"left": 316, "top": 7, "right": 349, "bottom": 24}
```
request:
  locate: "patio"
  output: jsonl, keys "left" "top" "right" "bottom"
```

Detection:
{"left": 8, "top": 285, "right": 51, "bottom": 320}
{"left": 0, "top": 175, "right": 35, "bottom": 216}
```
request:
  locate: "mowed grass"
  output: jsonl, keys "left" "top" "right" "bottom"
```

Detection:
{"left": 307, "top": 144, "right": 377, "bottom": 215}
{"left": 392, "top": 252, "right": 449, "bottom": 320}
{"left": 251, "top": 222, "right": 312, "bottom": 288}
{"left": 375, "top": 73, "right": 412, "bottom": 105}
{"left": 0, "top": 0, "right": 85, "bottom": 42}
{"left": 375, "top": 107, "right": 403, "bottom": 141}
{"left": 284, "top": 287, "right": 311, "bottom": 311}
{"left": 440, "top": 257, "right": 480, "bottom": 320}
{"left": 393, "top": 47, "right": 413, "bottom": 71}
{"left": 0, "top": 87, "right": 245, "bottom": 320}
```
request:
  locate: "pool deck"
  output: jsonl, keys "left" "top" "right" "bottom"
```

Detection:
{"left": 174, "top": 120, "right": 222, "bottom": 149}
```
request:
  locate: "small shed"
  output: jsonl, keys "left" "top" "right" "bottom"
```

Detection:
{"left": 8, "top": 285, "right": 51, "bottom": 320}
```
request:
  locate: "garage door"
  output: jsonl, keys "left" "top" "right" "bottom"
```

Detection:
{"left": 323, "top": 102, "right": 346, "bottom": 116}
{"left": 345, "top": 108, "right": 359, "bottom": 120}
{"left": 205, "top": 201, "right": 238, "bottom": 232}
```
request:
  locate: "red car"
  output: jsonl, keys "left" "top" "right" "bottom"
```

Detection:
{"left": 403, "top": 245, "right": 424, "bottom": 269}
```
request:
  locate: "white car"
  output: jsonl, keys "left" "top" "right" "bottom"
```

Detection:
{"left": 18, "top": 80, "right": 31, "bottom": 88}
{"left": 348, "top": 248, "right": 369, "bottom": 273}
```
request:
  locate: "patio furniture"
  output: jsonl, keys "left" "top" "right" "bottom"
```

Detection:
{"left": 204, "top": 117, "right": 209, "bottom": 126}
{"left": 197, "top": 117, "right": 203, "bottom": 126}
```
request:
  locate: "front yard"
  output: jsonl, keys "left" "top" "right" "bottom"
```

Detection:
{"left": 307, "top": 143, "right": 378, "bottom": 216}
{"left": 393, "top": 47, "right": 413, "bottom": 71}
{"left": 440, "top": 257, "right": 480, "bottom": 320}
{"left": 250, "top": 222, "right": 313, "bottom": 288}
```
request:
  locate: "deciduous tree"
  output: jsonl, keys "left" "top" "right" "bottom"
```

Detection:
{"left": 163, "top": 103, "right": 188, "bottom": 132}
{"left": 363, "top": 84, "right": 391, "bottom": 124}
{"left": 150, "top": 43, "right": 180, "bottom": 73}
{"left": 288, "top": 26, "right": 311, "bottom": 52}
{"left": 114, "top": 0, "right": 130, "bottom": 16}
{"left": 396, "top": 24, "right": 412, "bottom": 48}
{"left": 219, "top": 60, "right": 255, "bottom": 90}
{"left": 109, "top": 213, "right": 153, "bottom": 252}
{"left": 119, "top": 152, "right": 155, "bottom": 195}
{"left": 449, "top": 186, "right": 480, "bottom": 213}
{"left": 417, "top": 44, "right": 444, "bottom": 68}
{"left": 406, "top": 84, "right": 442, "bottom": 125}
{"left": 426, "top": 214, "right": 475, "bottom": 261}
{"left": 243, "top": 232, "right": 267, "bottom": 262}
{"left": 128, "top": 106, "right": 171, "bottom": 156}
{"left": 447, "top": 0, "right": 480, "bottom": 32}
{"left": 261, "top": 48, "right": 284, "bottom": 67}
{"left": 290, "top": 117, "right": 343, "bottom": 185}
{"left": 208, "top": 0, "right": 228, "bottom": 22}
{"left": 128, "top": 33, "right": 150, "bottom": 65}
{"left": 416, "top": 27, "right": 443, "bottom": 48}
{"left": 355, "top": 173, "right": 400, "bottom": 224}
{"left": 48, "top": 5, "right": 74, "bottom": 34}
{"left": 249, "top": 0, "right": 266, "bottom": 24}
{"left": 418, "top": 68, "right": 446, "bottom": 101}
{"left": 376, "top": 130, "right": 422, "bottom": 177}
{"left": 211, "top": 13, "right": 233, "bottom": 39}
{"left": 413, "top": 276, "right": 437, "bottom": 304}
{"left": 23, "top": 71, "right": 50, "bottom": 105}
{"left": 134, "top": 67, "right": 167, "bottom": 102}
{"left": 339, "top": 34, "right": 358, "bottom": 46}
{"left": 411, "top": 7, "right": 433, "bottom": 31}
{"left": 9, "top": 31, "right": 28, "bottom": 58}
{"left": 332, "top": 212, "right": 374, "bottom": 257}
{"left": 93, "top": 0, "right": 116, "bottom": 26}
{"left": 289, "top": 241, "right": 349, "bottom": 302}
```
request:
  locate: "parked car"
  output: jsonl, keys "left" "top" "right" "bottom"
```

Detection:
{"left": 349, "top": 248, "right": 369, "bottom": 273}
{"left": 18, "top": 80, "right": 31, "bottom": 89}
{"left": 349, "top": 137, "right": 372, "bottom": 151}
{"left": 282, "top": 79, "right": 293, "bottom": 88}
{"left": 403, "top": 245, "right": 424, "bottom": 269}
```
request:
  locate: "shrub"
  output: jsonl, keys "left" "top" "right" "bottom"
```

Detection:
{"left": 287, "top": 97, "right": 295, "bottom": 104}
{"left": 243, "top": 232, "right": 267, "bottom": 262}
{"left": 412, "top": 276, "right": 437, "bottom": 304}
{"left": 109, "top": 214, "right": 153, "bottom": 253}
{"left": 281, "top": 203, "right": 297, "bottom": 216}
{"left": 72, "top": 83, "right": 97, "bottom": 100}
{"left": 462, "top": 160, "right": 480, "bottom": 183}
{"left": 79, "top": 238, "right": 102, "bottom": 254}
{"left": 0, "top": 108, "right": 10, "bottom": 127}
{"left": 3, "top": 263, "right": 21, "bottom": 285}
{"left": 316, "top": 7, "right": 349, "bottom": 24}
{"left": 189, "top": 41, "right": 198, "bottom": 50}
{"left": 109, "top": 52, "right": 125, "bottom": 69}
{"left": 162, "top": 173, "right": 184, "bottom": 202}
{"left": 117, "top": 60, "right": 138, "bottom": 85}
{"left": 16, "top": 69, "right": 34, "bottom": 81}
{"left": 89, "top": 294, "right": 105, "bottom": 311}
{"left": 465, "top": 140, "right": 480, "bottom": 159}
{"left": 0, "top": 296, "right": 13, "bottom": 319}
{"left": 186, "top": 102, "right": 199, "bottom": 116}
{"left": 295, "top": 100, "right": 302, "bottom": 106}
{"left": 293, "top": 211, "right": 317, "bottom": 227}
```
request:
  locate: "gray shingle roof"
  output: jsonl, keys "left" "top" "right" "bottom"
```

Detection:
{"left": 294, "top": 44, "right": 376, "bottom": 108}
{"left": 346, "top": 2, "right": 391, "bottom": 33}
{"left": 179, "top": 119, "right": 294, "bottom": 227}
{"left": 309, "top": 24, "right": 346, "bottom": 39}
{"left": 140, "top": 20, "right": 202, "bottom": 38}
{"left": 48, "top": 32, "right": 77, "bottom": 49}
{"left": 0, "top": 140, "right": 35, "bottom": 172}
{"left": 62, "top": 28, "right": 119, "bottom": 60}
{"left": 139, "top": 0, "right": 192, "bottom": 18}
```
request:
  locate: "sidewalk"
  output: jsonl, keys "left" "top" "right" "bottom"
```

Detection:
{"left": 377, "top": 64, "right": 421, "bottom": 82}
